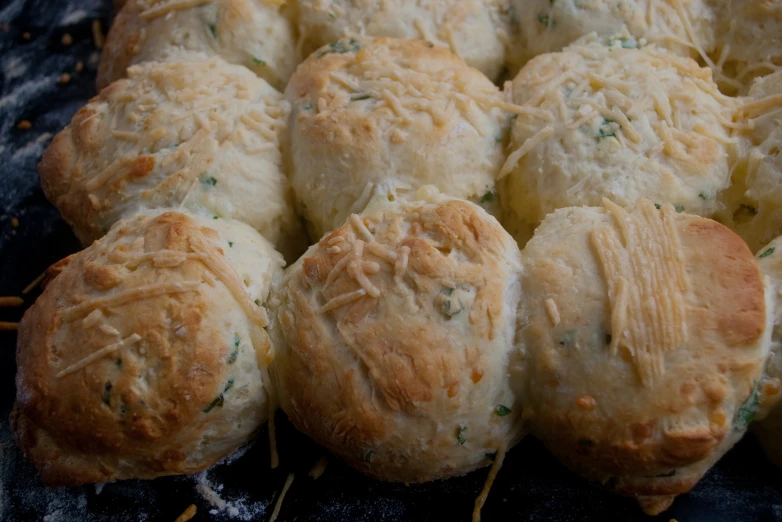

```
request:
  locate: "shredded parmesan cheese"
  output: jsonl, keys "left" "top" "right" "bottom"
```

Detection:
{"left": 268, "top": 473, "right": 295, "bottom": 522}
{"left": 591, "top": 199, "right": 689, "bottom": 385}
{"left": 472, "top": 444, "right": 507, "bottom": 522}
{"left": 56, "top": 334, "right": 142, "bottom": 378}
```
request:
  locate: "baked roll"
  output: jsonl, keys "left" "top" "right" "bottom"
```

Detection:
{"left": 295, "top": 0, "right": 511, "bottom": 81}
{"left": 507, "top": 0, "right": 715, "bottom": 71}
{"left": 39, "top": 57, "right": 304, "bottom": 260}
{"left": 512, "top": 199, "right": 771, "bottom": 515}
{"left": 12, "top": 210, "right": 284, "bottom": 486}
{"left": 720, "top": 71, "right": 782, "bottom": 253}
{"left": 285, "top": 37, "right": 508, "bottom": 239}
{"left": 98, "top": 0, "right": 296, "bottom": 91}
{"left": 269, "top": 188, "right": 523, "bottom": 483}
{"left": 498, "top": 40, "right": 733, "bottom": 246}
{"left": 754, "top": 236, "right": 782, "bottom": 469}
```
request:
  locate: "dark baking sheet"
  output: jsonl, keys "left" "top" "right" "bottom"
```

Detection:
{"left": 1, "top": 1, "right": 782, "bottom": 520}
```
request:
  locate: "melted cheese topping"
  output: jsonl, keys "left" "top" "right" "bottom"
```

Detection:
{"left": 591, "top": 199, "right": 689, "bottom": 385}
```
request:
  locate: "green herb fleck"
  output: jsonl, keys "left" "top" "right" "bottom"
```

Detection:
{"left": 228, "top": 334, "right": 240, "bottom": 364}
{"left": 675, "top": 204, "right": 685, "bottom": 213}
{"left": 578, "top": 438, "right": 593, "bottom": 447}
{"left": 362, "top": 450, "right": 373, "bottom": 462}
{"left": 559, "top": 330, "right": 577, "bottom": 346}
{"left": 252, "top": 57, "right": 266, "bottom": 66}
{"left": 654, "top": 203, "right": 661, "bottom": 210}
{"left": 102, "top": 381, "right": 112, "bottom": 406}
{"left": 495, "top": 404, "right": 512, "bottom": 416}
{"left": 208, "top": 24, "right": 217, "bottom": 38}
{"left": 318, "top": 38, "right": 361, "bottom": 57}
{"left": 426, "top": 42, "right": 434, "bottom": 48}
{"left": 734, "top": 383, "right": 760, "bottom": 431}
{"left": 597, "top": 118, "right": 617, "bottom": 139}
{"left": 203, "top": 176, "right": 217, "bottom": 186}
{"left": 350, "top": 94, "right": 372, "bottom": 102}
{"left": 759, "top": 247, "right": 776, "bottom": 258}
{"left": 456, "top": 426, "right": 467, "bottom": 445}
{"left": 605, "top": 333, "right": 612, "bottom": 345}
{"left": 480, "top": 191, "right": 495, "bottom": 203}
{"left": 301, "top": 104, "right": 312, "bottom": 111}
{"left": 228, "top": 241, "right": 234, "bottom": 248}
{"left": 203, "top": 379, "right": 234, "bottom": 413}
{"left": 699, "top": 192, "right": 708, "bottom": 200}
{"left": 494, "top": 135, "right": 503, "bottom": 143}
{"left": 328, "top": 12, "right": 336, "bottom": 20}
{"left": 485, "top": 451, "right": 497, "bottom": 462}
{"left": 537, "top": 14, "right": 551, "bottom": 27}
{"left": 213, "top": 215, "right": 219, "bottom": 220}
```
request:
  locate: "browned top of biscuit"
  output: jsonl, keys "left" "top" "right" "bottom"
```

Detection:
{"left": 13, "top": 212, "right": 262, "bottom": 485}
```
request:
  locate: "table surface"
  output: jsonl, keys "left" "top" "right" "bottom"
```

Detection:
{"left": 1, "top": 1, "right": 781, "bottom": 521}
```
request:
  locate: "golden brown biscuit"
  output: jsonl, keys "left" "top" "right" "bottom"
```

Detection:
{"left": 98, "top": 0, "right": 296, "bottom": 91}
{"left": 512, "top": 199, "right": 771, "bottom": 515}
{"left": 295, "top": 0, "right": 512, "bottom": 81}
{"left": 499, "top": 39, "right": 734, "bottom": 246}
{"left": 754, "top": 236, "right": 782, "bottom": 469}
{"left": 507, "top": 0, "right": 716, "bottom": 71}
{"left": 39, "top": 57, "right": 304, "bottom": 260}
{"left": 12, "top": 210, "right": 284, "bottom": 486}
{"left": 285, "top": 36, "right": 508, "bottom": 239}
{"left": 269, "top": 188, "right": 523, "bottom": 482}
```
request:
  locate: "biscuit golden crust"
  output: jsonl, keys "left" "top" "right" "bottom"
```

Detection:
{"left": 513, "top": 199, "right": 770, "bottom": 513}
{"left": 98, "top": 0, "right": 296, "bottom": 91}
{"left": 499, "top": 41, "right": 733, "bottom": 245}
{"left": 270, "top": 191, "right": 523, "bottom": 482}
{"left": 296, "top": 0, "right": 511, "bottom": 80}
{"left": 508, "top": 0, "right": 716, "bottom": 70}
{"left": 285, "top": 37, "right": 507, "bottom": 238}
{"left": 13, "top": 211, "right": 284, "bottom": 486}
{"left": 39, "top": 58, "right": 304, "bottom": 259}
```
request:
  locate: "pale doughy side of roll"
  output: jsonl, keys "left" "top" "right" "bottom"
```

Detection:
{"left": 98, "top": 0, "right": 297, "bottom": 91}
{"left": 754, "top": 236, "right": 782, "bottom": 469}
{"left": 296, "top": 0, "right": 511, "bottom": 81}
{"left": 508, "top": 0, "right": 716, "bottom": 71}
{"left": 285, "top": 37, "right": 507, "bottom": 238}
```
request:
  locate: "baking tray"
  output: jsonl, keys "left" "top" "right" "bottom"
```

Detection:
{"left": 1, "top": 1, "right": 781, "bottom": 520}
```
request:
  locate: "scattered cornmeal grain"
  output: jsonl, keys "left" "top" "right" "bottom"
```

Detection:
{"left": 22, "top": 32, "right": 30, "bottom": 40}
{"left": 11, "top": 217, "right": 19, "bottom": 228}
{"left": 17, "top": 120, "right": 31, "bottom": 131}
{"left": 92, "top": 20, "right": 104, "bottom": 49}
{"left": 173, "top": 504, "right": 197, "bottom": 522}
{"left": 0, "top": 322, "right": 19, "bottom": 332}
{"left": 61, "top": 33, "right": 72, "bottom": 46}
{"left": 75, "top": 60, "right": 84, "bottom": 72}
{"left": 576, "top": 395, "right": 597, "bottom": 410}
{"left": 59, "top": 73, "right": 71, "bottom": 85}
